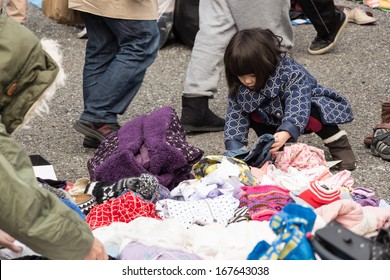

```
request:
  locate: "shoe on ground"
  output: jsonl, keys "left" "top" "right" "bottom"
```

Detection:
{"left": 77, "top": 27, "right": 88, "bottom": 39}
{"left": 344, "top": 7, "right": 377, "bottom": 25}
{"left": 363, "top": 123, "right": 390, "bottom": 147}
{"left": 180, "top": 96, "right": 225, "bottom": 133}
{"left": 74, "top": 120, "right": 120, "bottom": 141}
{"left": 308, "top": 9, "right": 348, "bottom": 55}
{"left": 324, "top": 132, "right": 357, "bottom": 171}
{"left": 83, "top": 136, "right": 102, "bottom": 149}
{"left": 370, "top": 131, "right": 390, "bottom": 161}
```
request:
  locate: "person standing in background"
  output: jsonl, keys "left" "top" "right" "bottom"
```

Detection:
{"left": 69, "top": 0, "right": 160, "bottom": 149}
{"left": 180, "top": 0, "right": 294, "bottom": 134}
{"left": 0, "top": 0, "right": 28, "bottom": 24}
{"left": 297, "top": 0, "right": 348, "bottom": 55}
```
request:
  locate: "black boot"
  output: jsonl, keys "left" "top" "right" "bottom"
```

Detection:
{"left": 324, "top": 131, "right": 356, "bottom": 171}
{"left": 180, "top": 96, "right": 225, "bottom": 133}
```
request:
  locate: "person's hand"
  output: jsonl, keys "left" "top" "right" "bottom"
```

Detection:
{"left": 83, "top": 237, "right": 108, "bottom": 260}
{"left": 270, "top": 131, "right": 291, "bottom": 153}
{"left": 0, "top": 229, "right": 22, "bottom": 253}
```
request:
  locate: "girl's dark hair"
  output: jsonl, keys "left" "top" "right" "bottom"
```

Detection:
{"left": 224, "top": 28, "right": 286, "bottom": 96}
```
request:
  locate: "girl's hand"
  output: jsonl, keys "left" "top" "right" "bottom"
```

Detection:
{"left": 270, "top": 131, "right": 291, "bottom": 153}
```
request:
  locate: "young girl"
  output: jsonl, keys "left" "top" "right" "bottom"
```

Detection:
{"left": 223, "top": 28, "right": 356, "bottom": 171}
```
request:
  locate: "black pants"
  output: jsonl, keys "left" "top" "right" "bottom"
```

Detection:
{"left": 297, "top": 0, "right": 341, "bottom": 38}
{"left": 250, "top": 106, "right": 340, "bottom": 141}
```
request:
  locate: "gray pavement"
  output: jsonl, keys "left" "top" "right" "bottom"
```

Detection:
{"left": 14, "top": 1, "right": 390, "bottom": 201}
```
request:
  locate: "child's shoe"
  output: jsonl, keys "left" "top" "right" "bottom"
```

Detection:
{"left": 324, "top": 131, "right": 356, "bottom": 171}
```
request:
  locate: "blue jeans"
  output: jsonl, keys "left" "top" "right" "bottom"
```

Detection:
{"left": 81, "top": 13, "right": 160, "bottom": 124}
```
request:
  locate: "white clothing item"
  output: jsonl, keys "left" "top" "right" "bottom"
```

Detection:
{"left": 170, "top": 157, "right": 243, "bottom": 201}
{"left": 93, "top": 217, "right": 276, "bottom": 260}
{"left": 156, "top": 195, "right": 239, "bottom": 228}
{"left": 0, "top": 240, "right": 39, "bottom": 259}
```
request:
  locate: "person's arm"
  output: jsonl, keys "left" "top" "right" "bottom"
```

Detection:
{"left": 0, "top": 124, "right": 106, "bottom": 260}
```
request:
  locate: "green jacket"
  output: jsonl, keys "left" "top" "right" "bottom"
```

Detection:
{"left": 0, "top": 15, "right": 59, "bottom": 134}
{"left": 0, "top": 15, "right": 95, "bottom": 259}
{"left": 0, "top": 124, "right": 94, "bottom": 259}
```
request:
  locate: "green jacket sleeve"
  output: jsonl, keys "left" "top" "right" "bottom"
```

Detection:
{"left": 0, "top": 124, "right": 94, "bottom": 259}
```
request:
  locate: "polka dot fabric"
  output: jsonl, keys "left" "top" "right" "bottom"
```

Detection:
{"left": 156, "top": 195, "right": 240, "bottom": 228}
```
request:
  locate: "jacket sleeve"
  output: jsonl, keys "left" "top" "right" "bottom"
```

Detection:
{"left": 0, "top": 124, "right": 94, "bottom": 259}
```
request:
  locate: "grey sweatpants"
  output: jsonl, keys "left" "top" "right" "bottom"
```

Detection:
{"left": 182, "top": 0, "right": 294, "bottom": 98}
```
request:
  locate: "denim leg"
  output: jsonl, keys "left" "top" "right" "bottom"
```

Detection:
{"left": 82, "top": 13, "right": 116, "bottom": 114}
{"left": 81, "top": 13, "right": 159, "bottom": 124}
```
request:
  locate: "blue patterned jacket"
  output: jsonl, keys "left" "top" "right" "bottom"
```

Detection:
{"left": 224, "top": 55, "right": 353, "bottom": 150}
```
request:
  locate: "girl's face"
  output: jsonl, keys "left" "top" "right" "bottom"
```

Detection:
{"left": 238, "top": 74, "right": 256, "bottom": 90}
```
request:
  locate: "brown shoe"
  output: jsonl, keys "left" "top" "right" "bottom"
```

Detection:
{"left": 324, "top": 131, "right": 356, "bottom": 171}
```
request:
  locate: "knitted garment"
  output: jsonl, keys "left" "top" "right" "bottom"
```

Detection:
{"left": 84, "top": 173, "right": 160, "bottom": 204}
{"left": 86, "top": 192, "right": 161, "bottom": 230}
{"left": 71, "top": 194, "right": 97, "bottom": 215}
{"left": 299, "top": 181, "right": 341, "bottom": 208}
{"left": 240, "top": 185, "right": 293, "bottom": 221}
{"left": 87, "top": 106, "right": 203, "bottom": 190}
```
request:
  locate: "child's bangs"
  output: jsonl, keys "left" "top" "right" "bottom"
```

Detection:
{"left": 230, "top": 51, "right": 255, "bottom": 76}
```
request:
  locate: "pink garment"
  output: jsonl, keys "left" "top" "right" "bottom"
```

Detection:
{"left": 240, "top": 185, "right": 292, "bottom": 221}
{"left": 315, "top": 199, "right": 390, "bottom": 235}
{"left": 364, "top": 0, "right": 380, "bottom": 8}
{"left": 250, "top": 161, "right": 270, "bottom": 182}
{"left": 274, "top": 143, "right": 328, "bottom": 172}
{"left": 319, "top": 169, "right": 354, "bottom": 189}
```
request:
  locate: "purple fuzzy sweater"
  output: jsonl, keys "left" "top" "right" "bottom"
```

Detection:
{"left": 88, "top": 106, "right": 203, "bottom": 190}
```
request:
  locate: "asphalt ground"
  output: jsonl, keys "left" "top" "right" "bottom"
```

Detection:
{"left": 13, "top": 1, "right": 390, "bottom": 201}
